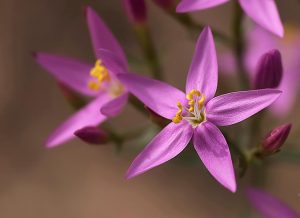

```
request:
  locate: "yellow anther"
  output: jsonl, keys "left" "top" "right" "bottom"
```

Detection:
{"left": 90, "top": 68, "right": 102, "bottom": 78}
{"left": 88, "top": 81, "right": 100, "bottom": 91}
{"left": 186, "top": 89, "right": 201, "bottom": 100}
{"left": 95, "top": 59, "right": 102, "bottom": 66}
{"left": 188, "top": 100, "right": 195, "bottom": 106}
{"left": 177, "top": 102, "right": 183, "bottom": 109}
{"left": 198, "top": 94, "right": 205, "bottom": 107}
{"left": 186, "top": 93, "right": 193, "bottom": 100}
{"left": 172, "top": 115, "right": 182, "bottom": 124}
{"left": 173, "top": 102, "right": 183, "bottom": 124}
{"left": 189, "top": 107, "right": 194, "bottom": 112}
{"left": 88, "top": 59, "right": 110, "bottom": 91}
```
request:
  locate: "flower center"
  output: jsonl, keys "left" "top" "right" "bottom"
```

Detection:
{"left": 88, "top": 60, "right": 110, "bottom": 91}
{"left": 172, "top": 89, "right": 206, "bottom": 127}
{"left": 88, "top": 59, "right": 124, "bottom": 97}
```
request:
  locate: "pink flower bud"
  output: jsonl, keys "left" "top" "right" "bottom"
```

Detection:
{"left": 254, "top": 49, "right": 283, "bottom": 89}
{"left": 152, "top": 0, "right": 176, "bottom": 11}
{"left": 123, "top": 0, "right": 147, "bottom": 25}
{"left": 74, "top": 126, "right": 109, "bottom": 145}
{"left": 262, "top": 123, "right": 292, "bottom": 155}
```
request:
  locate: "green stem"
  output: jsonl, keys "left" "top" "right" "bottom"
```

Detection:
{"left": 134, "top": 25, "right": 163, "bottom": 80}
{"left": 129, "top": 94, "right": 148, "bottom": 116}
{"left": 171, "top": 13, "right": 232, "bottom": 45}
{"left": 275, "top": 148, "right": 300, "bottom": 163}
{"left": 232, "top": 2, "right": 249, "bottom": 90}
{"left": 103, "top": 124, "right": 147, "bottom": 153}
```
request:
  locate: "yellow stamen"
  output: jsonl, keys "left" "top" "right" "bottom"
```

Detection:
{"left": 88, "top": 59, "right": 110, "bottom": 91}
{"left": 172, "top": 115, "right": 182, "bottom": 124}
{"left": 88, "top": 81, "right": 100, "bottom": 91}
{"left": 198, "top": 94, "right": 205, "bottom": 107}
{"left": 172, "top": 102, "right": 183, "bottom": 123}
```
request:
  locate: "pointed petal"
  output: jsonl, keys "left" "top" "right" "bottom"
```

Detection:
{"left": 176, "top": 0, "right": 229, "bottom": 13}
{"left": 97, "top": 49, "right": 128, "bottom": 76}
{"left": 46, "top": 93, "right": 113, "bottom": 148}
{"left": 193, "top": 122, "right": 236, "bottom": 192}
{"left": 239, "top": 0, "right": 284, "bottom": 37}
{"left": 186, "top": 27, "right": 218, "bottom": 102}
{"left": 126, "top": 122, "right": 193, "bottom": 179}
{"left": 100, "top": 92, "right": 128, "bottom": 117}
{"left": 206, "top": 89, "right": 282, "bottom": 126}
{"left": 85, "top": 6, "right": 127, "bottom": 67}
{"left": 34, "top": 52, "right": 96, "bottom": 96}
{"left": 246, "top": 188, "right": 300, "bottom": 218}
{"left": 118, "top": 74, "right": 186, "bottom": 120}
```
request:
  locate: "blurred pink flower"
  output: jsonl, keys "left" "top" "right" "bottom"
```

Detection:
{"left": 246, "top": 26, "right": 300, "bottom": 115}
{"left": 118, "top": 27, "right": 281, "bottom": 192}
{"left": 176, "top": 0, "right": 284, "bottom": 37}
{"left": 34, "top": 6, "right": 129, "bottom": 148}
{"left": 246, "top": 188, "right": 300, "bottom": 218}
{"left": 219, "top": 25, "right": 300, "bottom": 116}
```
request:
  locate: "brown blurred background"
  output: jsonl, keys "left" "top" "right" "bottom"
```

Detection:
{"left": 1, "top": 0, "right": 300, "bottom": 217}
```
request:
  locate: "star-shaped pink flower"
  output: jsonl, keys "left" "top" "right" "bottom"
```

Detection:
{"left": 118, "top": 27, "right": 281, "bottom": 192}
{"left": 34, "top": 6, "right": 129, "bottom": 147}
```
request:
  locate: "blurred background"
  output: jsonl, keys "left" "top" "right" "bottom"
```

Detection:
{"left": 1, "top": 0, "right": 300, "bottom": 217}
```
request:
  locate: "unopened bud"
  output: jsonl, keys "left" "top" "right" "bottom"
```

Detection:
{"left": 254, "top": 49, "right": 283, "bottom": 89}
{"left": 74, "top": 126, "right": 109, "bottom": 145}
{"left": 152, "top": 0, "right": 177, "bottom": 11}
{"left": 261, "top": 123, "right": 292, "bottom": 155}
{"left": 123, "top": 0, "right": 147, "bottom": 25}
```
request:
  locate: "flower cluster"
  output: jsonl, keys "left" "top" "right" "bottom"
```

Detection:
{"left": 34, "top": 0, "right": 300, "bottom": 216}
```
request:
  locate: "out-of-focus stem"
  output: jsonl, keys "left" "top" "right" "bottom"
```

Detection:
{"left": 171, "top": 13, "right": 232, "bottom": 46}
{"left": 232, "top": 2, "right": 249, "bottom": 90}
{"left": 133, "top": 25, "right": 163, "bottom": 80}
{"left": 129, "top": 94, "right": 148, "bottom": 116}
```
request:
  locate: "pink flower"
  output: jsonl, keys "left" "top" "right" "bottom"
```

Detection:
{"left": 176, "top": 0, "right": 284, "bottom": 37}
{"left": 34, "top": 6, "right": 129, "bottom": 148}
{"left": 246, "top": 188, "right": 300, "bottom": 218}
{"left": 245, "top": 25, "right": 300, "bottom": 115}
{"left": 118, "top": 27, "right": 281, "bottom": 192}
{"left": 220, "top": 26, "right": 300, "bottom": 116}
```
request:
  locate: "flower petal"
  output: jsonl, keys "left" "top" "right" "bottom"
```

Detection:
{"left": 85, "top": 6, "right": 128, "bottom": 67}
{"left": 176, "top": 0, "right": 229, "bottom": 13}
{"left": 118, "top": 74, "right": 186, "bottom": 120}
{"left": 206, "top": 89, "right": 282, "bottom": 126}
{"left": 126, "top": 122, "right": 193, "bottom": 179}
{"left": 239, "top": 0, "right": 284, "bottom": 37}
{"left": 193, "top": 122, "right": 236, "bottom": 192}
{"left": 97, "top": 49, "right": 128, "bottom": 76}
{"left": 186, "top": 27, "right": 218, "bottom": 102}
{"left": 34, "top": 52, "right": 96, "bottom": 96}
{"left": 100, "top": 92, "right": 128, "bottom": 117}
{"left": 246, "top": 188, "right": 300, "bottom": 218}
{"left": 46, "top": 92, "right": 113, "bottom": 148}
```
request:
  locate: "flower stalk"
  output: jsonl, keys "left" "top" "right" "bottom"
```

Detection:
{"left": 232, "top": 2, "right": 249, "bottom": 90}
